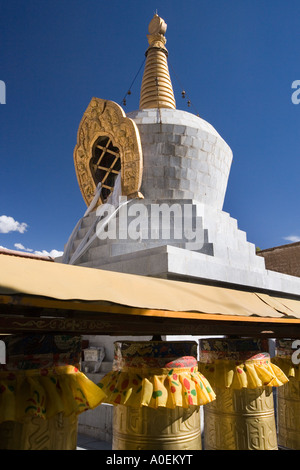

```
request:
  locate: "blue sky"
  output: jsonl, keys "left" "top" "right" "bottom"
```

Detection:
{"left": 0, "top": 0, "right": 299, "bottom": 257}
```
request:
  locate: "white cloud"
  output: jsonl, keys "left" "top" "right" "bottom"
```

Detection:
{"left": 34, "top": 249, "right": 63, "bottom": 258}
{"left": 0, "top": 215, "right": 28, "bottom": 234}
{"left": 2, "top": 242, "right": 63, "bottom": 258}
{"left": 283, "top": 235, "right": 300, "bottom": 243}
{"left": 0, "top": 215, "right": 63, "bottom": 257}
{"left": 14, "top": 243, "right": 33, "bottom": 252}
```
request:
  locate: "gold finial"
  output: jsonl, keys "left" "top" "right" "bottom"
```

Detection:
{"left": 139, "top": 14, "right": 176, "bottom": 110}
{"left": 148, "top": 13, "right": 167, "bottom": 37}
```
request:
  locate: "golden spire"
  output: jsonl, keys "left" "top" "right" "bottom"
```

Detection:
{"left": 139, "top": 14, "right": 176, "bottom": 109}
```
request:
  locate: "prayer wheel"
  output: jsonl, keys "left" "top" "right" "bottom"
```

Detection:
{"left": 273, "top": 339, "right": 300, "bottom": 450}
{"left": 199, "top": 338, "right": 288, "bottom": 450}
{"left": 113, "top": 404, "right": 201, "bottom": 450}
{"left": 98, "top": 340, "right": 216, "bottom": 450}
{"left": 0, "top": 334, "right": 105, "bottom": 450}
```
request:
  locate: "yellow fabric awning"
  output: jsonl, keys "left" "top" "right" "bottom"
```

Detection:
{"left": 0, "top": 253, "right": 300, "bottom": 322}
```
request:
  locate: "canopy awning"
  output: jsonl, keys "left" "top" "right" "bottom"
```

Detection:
{"left": 0, "top": 253, "right": 300, "bottom": 338}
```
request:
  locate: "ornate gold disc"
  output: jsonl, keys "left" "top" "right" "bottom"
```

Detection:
{"left": 74, "top": 98, "right": 143, "bottom": 207}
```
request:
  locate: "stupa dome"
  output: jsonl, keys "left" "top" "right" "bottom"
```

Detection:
{"left": 128, "top": 107, "right": 232, "bottom": 210}
{"left": 129, "top": 13, "right": 233, "bottom": 210}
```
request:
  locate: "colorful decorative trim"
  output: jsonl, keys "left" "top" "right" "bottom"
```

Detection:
{"left": 271, "top": 339, "right": 300, "bottom": 380}
{"left": 198, "top": 358, "right": 289, "bottom": 390}
{"left": 199, "top": 338, "right": 269, "bottom": 362}
{"left": 98, "top": 341, "right": 215, "bottom": 408}
{"left": 0, "top": 365, "right": 106, "bottom": 424}
{"left": 113, "top": 340, "right": 199, "bottom": 370}
{"left": 1, "top": 334, "right": 82, "bottom": 371}
{"left": 272, "top": 357, "right": 300, "bottom": 382}
{"left": 198, "top": 337, "right": 288, "bottom": 390}
{"left": 98, "top": 366, "right": 216, "bottom": 408}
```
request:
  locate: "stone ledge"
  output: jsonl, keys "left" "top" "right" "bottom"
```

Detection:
{"left": 77, "top": 244, "right": 300, "bottom": 297}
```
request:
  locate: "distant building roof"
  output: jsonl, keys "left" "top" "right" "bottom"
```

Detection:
{"left": 257, "top": 242, "right": 300, "bottom": 278}
{"left": 0, "top": 248, "right": 54, "bottom": 262}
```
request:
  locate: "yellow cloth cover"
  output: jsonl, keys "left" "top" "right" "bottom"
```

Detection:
{"left": 199, "top": 357, "right": 289, "bottom": 390}
{"left": 0, "top": 365, "right": 106, "bottom": 423}
{"left": 98, "top": 366, "right": 216, "bottom": 408}
{"left": 272, "top": 357, "right": 300, "bottom": 381}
